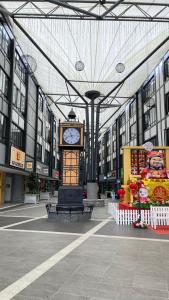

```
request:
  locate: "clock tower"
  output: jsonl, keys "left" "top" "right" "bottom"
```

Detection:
{"left": 59, "top": 120, "right": 84, "bottom": 186}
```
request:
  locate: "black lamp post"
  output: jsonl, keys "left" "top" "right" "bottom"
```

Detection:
{"left": 85, "top": 90, "right": 101, "bottom": 182}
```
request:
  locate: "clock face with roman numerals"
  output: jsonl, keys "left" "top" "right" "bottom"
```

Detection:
{"left": 63, "top": 128, "right": 80, "bottom": 145}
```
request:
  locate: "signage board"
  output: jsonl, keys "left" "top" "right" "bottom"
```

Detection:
{"left": 26, "top": 162, "right": 33, "bottom": 170}
{"left": 10, "top": 146, "right": 25, "bottom": 169}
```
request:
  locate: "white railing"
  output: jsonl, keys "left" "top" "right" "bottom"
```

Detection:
{"left": 108, "top": 202, "right": 150, "bottom": 225}
{"left": 150, "top": 206, "right": 169, "bottom": 229}
{"left": 116, "top": 209, "right": 150, "bottom": 225}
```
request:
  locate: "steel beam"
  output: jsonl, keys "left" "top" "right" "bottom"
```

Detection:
{"left": 46, "top": 0, "right": 99, "bottom": 18}
{"left": 101, "top": 0, "right": 125, "bottom": 18}
{"left": 11, "top": 14, "right": 169, "bottom": 22}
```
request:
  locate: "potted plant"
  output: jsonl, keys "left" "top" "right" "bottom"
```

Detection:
{"left": 40, "top": 180, "right": 51, "bottom": 201}
{"left": 24, "top": 173, "right": 39, "bottom": 204}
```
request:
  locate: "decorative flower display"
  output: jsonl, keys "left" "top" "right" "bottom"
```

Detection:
{"left": 132, "top": 218, "right": 147, "bottom": 229}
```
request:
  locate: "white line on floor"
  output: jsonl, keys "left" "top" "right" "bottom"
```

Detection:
{"left": 0, "top": 203, "right": 45, "bottom": 214}
{"left": 0, "top": 204, "right": 22, "bottom": 211}
{"left": 0, "top": 218, "right": 110, "bottom": 300}
{"left": 0, "top": 215, "right": 34, "bottom": 219}
{"left": 2, "top": 228, "right": 82, "bottom": 236}
{"left": 94, "top": 234, "right": 169, "bottom": 243}
{"left": 0, "top": 215, "right": 47, "bottom": 229}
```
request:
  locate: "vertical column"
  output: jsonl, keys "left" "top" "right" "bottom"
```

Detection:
{"left": 33, "top": 85, "right": 39, "bottom": 173}
{"left": 5, "top": 39, "right": 15, "bottom": 165}
{"left": 90, "top": 99, "right": 95, "bottom": 181}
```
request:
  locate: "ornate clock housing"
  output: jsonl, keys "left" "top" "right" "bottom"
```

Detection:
{"left": 59, "top": 122, "right": 84, "bottom": 147}
{"left": 63, "top": 128, "right": 80, "bottom": 145}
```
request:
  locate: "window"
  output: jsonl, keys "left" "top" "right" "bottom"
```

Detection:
{"left": 129, "top": 99, "right": 136, "bottom": 118}
{"left": 106, "top": 161, "right": 111, "bottom": 173}
{"left": 112, "top": 123, "right": 116, "bottom": 139}
{"left": 129, "top": 123, "right": 137, "bottom": 140}
{"left": 15, "top": 51, "right": 26, "bottom": 82}
{"left": 106, "top": 145, "right": 110, "bottom": 156}
{"left": 165, "top": 93, "right": 169, "bottom": 115}
{"left": 0, "top": 23, "right": 10, "bottom": 57}
{"left": 113, "top": 158, "right": 116, "bottom": 169}
{"left": 0, "top": 113, "right": 6, "bottom": 143}
{"left": 45, "top": 123, "right": 51, "bottom": 143}
{"left": 112, "top": 140, "right": 116, "bottom": 153}
{"left": 0, "top": 68, "right": 8, "bottom": 98}
{"left": 37, "top": 143, "right": 42, "bottom": 161}
{"left": 11, "top": 123, "right": 24, "bottom": 150}
{"left": 44, "top": 150, "right": 50, "bottom": 164}
{"left": 164, "top": 57, "right": 169, "bottom": 81}
{"left": 38, "top": 118, "right": 43, "bottom": 136}
{"left": 119, "top": 112, "right": 125, "bottom": 128}
{"left": 143, "top": 77, "right": 155, "bottom": 103}
{"left": 119, "top": 132, "right": 126, "bottom": 147}
{"left": 106, "top": 130, "right": 110, "bottom": 142}
{"left": 144, "top": 106, "right": 156, "bottom": 130}
{"left": 166, "top": 129, "right": 169, "bottom": 146}
{"left": 38, "top": 93, "right": 43, "bottom": 112}
{"left": 46, "top": 107, "right": 51, "bottom": 123}
{"left": 13, "top": 85, "right": 25, "bottom": 115}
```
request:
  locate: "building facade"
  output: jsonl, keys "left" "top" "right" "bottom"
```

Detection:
{"left": 0, "top": 19, "right": 60, "bottom": 205}
{"left": 99, "top": 50, "right": 169, "bottom": 192}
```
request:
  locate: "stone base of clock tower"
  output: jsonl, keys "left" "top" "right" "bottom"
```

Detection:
{"left": 87, "top": 182, "right": 98, "bottom": 200}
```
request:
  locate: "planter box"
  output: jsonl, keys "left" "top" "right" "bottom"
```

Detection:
{"left": 24, "top": 194, "right": 39, "bottom": 204}
{"left": 40, "top": 192, "right": 50, "bottom": 201}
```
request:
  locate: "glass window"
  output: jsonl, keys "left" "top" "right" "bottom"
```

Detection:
{"left": 38, "top": 118, "right": 43, "bottom": 136}
{"left": 38, "top": 93, "right": 43, "bottom": 112}
{"left": 164, "top": 57, "right": 169, "bottom": 82}
{"left": 0, "top": 113, "right": 6, "bottom": 143}
{"left": 37, "top": 143, "right": 42, "bottom": 161}
{"left": 0, "top": 68, "right": 8, "bottom": 98}
{"left": 112, "top": 140, "right": 116, "bottom": 153}
{"left": 0, "top": 23, "right": 10, "bottom": 57}
{"left": 15, "top": 51, "right": 26, "bottom": 82}
{"left": 119, "top": 132, "right": 126, "bottom": 147}
{"left": 143, "top": 77, "right": 155, "bottom": 103}
{"left": 11, "top": 123, "right": 24, "bottom": 150}
{"left": 119, "top": 112, "right": 125, "bottom": 128}
{"left": 44, "top": 150, "right": 50, "bottom": 164}
{"left": 129, "top": 99, "right": 136, "bottom": 118}
{"left": 106, "top": 130, "right": 110, "bottom": 142}
{"left": 129, "top": 122, "right": 137, "bottom": 140}
{"left": 20, "top": 94, "right": 25, "bottom": 114}
{"left": 45, "top": 123, "right": 50, "bottom": 143}
{"left": 144, "top": 106, "right": 156, "bottom": 130}
{"left": 113, "top": 158, "right": 116, "bottom": 169}
{"left": 46, "top": 107, "right": 51, "bottom": 122}
{"left": 165, "top": 93, "right": 169, "bottom": 115}
{"left": 13, "top": 85, "right": 25, "bottom": 115}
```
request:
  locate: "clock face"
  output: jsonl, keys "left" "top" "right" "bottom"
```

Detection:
{"left": 63, "top": 128, "right": 80, "bottom": 145}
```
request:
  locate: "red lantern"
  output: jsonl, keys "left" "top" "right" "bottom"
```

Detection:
{"left": 117, "top": 189, "right": 125, "bottom": 200}
{"left": 129, "top": 182, "right": 138, "bottom": 196}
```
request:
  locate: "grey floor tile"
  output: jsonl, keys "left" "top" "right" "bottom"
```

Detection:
{"left": 51, "top": 292, "right": 90, "bottom": 300}
{"left": 10, "top": 219, "right": 100, "bottom": 234}
{"left": 133, "top": 274, "right": 168, "bottom": 291}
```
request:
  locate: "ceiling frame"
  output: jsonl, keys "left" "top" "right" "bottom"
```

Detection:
{"left": 1, "top": 1, "right": 169, "bottom": 22}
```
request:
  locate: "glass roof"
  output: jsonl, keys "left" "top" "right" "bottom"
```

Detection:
{"left": 1, "top": 1, "right": 169, "bottom": 124}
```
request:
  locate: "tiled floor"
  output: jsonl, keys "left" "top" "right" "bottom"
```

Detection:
{"left": 0, "top": 203, "right": 168, "bottom": 300}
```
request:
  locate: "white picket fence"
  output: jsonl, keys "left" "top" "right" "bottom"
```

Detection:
{"left": 115, "top": 209, "right": 150, "bottom": 225}
{"left": 150, "top": 206, "right": 169, "bottom": 229}
{"left": 108, "top": 202, "right": 150, "bottom": 225}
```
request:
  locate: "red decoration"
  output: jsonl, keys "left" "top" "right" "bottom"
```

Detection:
{"left": 117, "top": 189, "right": 125, "bottom": 200}
{"left": 153, "top": 186, "right": 167, "bottom": 202}
{"left": 129, "top": 182, "right": 138, "bottom": 196}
